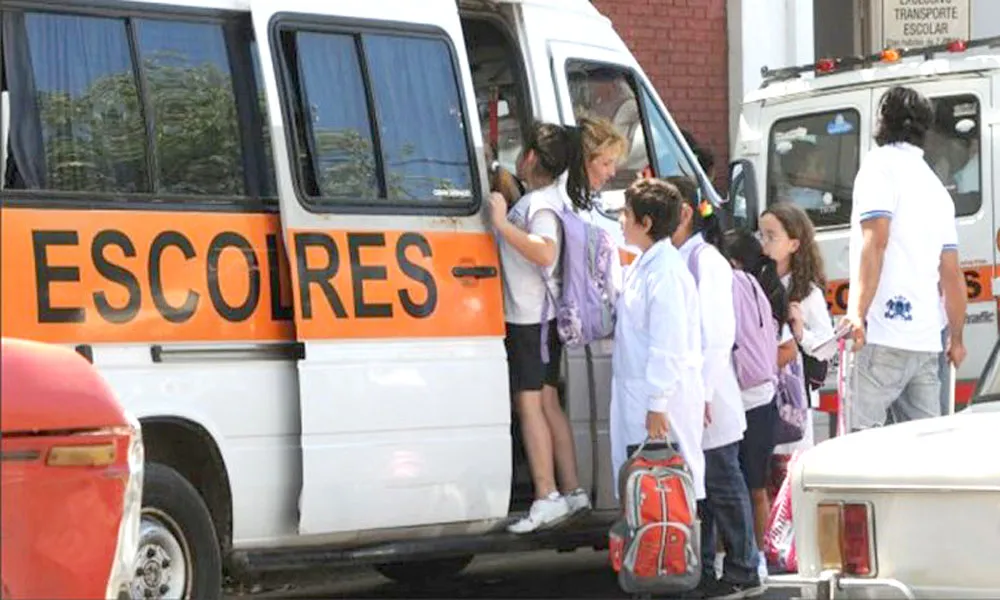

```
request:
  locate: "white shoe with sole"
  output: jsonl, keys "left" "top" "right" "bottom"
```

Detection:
{"left": 507, "top": 494, "right": 570, "bottom": 534}
{"left": 564, "top": 488, "right": 592, "bottom": 516}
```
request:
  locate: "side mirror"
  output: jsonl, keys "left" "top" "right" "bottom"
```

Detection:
{"left": 728, "top": 159, "right": 760, "bottom": 231}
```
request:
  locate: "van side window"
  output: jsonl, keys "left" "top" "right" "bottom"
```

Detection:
{"left": 565, "top": 61, "right": 697, "bottom": 193}
{"left": 135, "top": 19, "right": 244, "bottom": 196}
{"left": 637, "top": 85, "right": 696, "bottom": 181}
{"left": 925, "top": 94, "right": 981, "bottom": 217}
{"left": 1, "top": 9, "right": 274, "bottom": 205}
{"left": 277, "top": 28, "right": 476, "bottom": 211}
{"left": 565, "top": 61, "right": 649, "bottom": 191}
{"left": 767, "top": 109, "right": 861, "bottom": 229}
{"left": 20, "top": 11, "right": 149, "bottom": 193}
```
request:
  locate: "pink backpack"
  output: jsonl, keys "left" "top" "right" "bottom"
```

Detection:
{"left": 687, "top": 243, "right": 779, "bottom": 390}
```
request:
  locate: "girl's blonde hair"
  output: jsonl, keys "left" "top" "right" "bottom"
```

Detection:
{"left": 761, "top": 202, "right": 826, "bottom": 303}
{"left": 564, "top": 116, "right": 626, "bottom": 211}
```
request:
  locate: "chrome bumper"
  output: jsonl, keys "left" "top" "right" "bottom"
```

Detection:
{"left": 765, "top": 570, "right": 915, "bottom": 600}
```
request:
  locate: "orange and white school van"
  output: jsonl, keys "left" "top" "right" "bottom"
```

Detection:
{"left": 727, "top": 37, "right": 1000, "bottom": 427}
{"left": 0, "top": 0, "right": 717, "bottom": 597}
{"left": 1, "top": 338, "right": 143, "bottom": 600}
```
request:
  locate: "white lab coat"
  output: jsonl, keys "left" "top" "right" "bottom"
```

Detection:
{"left": 678, "top": 234, "right": 746, "bottom": 451}
{"left": 611, "top": 239, "right": 707, "bottom": 500}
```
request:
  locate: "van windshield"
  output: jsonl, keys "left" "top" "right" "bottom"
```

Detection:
{"left": 766, "top": 109, "right": 861, "bottom": 229}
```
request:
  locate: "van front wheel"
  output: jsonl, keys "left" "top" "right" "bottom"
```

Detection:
{"left": 374, "top": 555, "right": 474, "bottom": 585}
{"left": 132, "top": 463, "right": 222, "bottom": 600}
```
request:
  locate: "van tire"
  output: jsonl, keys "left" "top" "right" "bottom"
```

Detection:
{"left": 374, "top": 555, "right": 474, "bottom": 585}
{"left": 135, "top": 463, "right": 222, "bottom": 600}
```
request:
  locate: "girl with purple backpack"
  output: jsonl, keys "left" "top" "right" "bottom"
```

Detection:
{"left": 722, "top": 228, "right": 800, "bottom": 578}
{"left": 488, "top": 119, "right": 626, "bottom": 534}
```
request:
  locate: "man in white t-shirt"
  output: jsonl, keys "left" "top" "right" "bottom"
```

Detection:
{"left": 842, "top": 86, "right": 967, "bottom": 432}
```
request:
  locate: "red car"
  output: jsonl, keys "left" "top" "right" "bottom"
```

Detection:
{"left": 1, "top": 338, "right": 143, "bottom": 600}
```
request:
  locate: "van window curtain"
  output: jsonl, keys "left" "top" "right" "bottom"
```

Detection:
{"left": 2, "top": 11, "right": 46, "bottom": 189}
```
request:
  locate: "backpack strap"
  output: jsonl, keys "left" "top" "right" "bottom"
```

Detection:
{"left": 536, "top": 205, "right": 566, "bottom": 365}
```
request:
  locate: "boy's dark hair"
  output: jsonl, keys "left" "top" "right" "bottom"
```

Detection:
{"left": 625, "top": 178, "right": 683, "bottom": 242}
{"left": 874, "top": 86, "right": 934, "bottom": 148}
{"left": 665, "top": 175, "right": 726, "bottom": 260}
{"left": 723, "top": 228, "right": 789, "bottom": 327}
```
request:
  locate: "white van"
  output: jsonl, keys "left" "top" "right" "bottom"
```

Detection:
{"left": 727, "top": 37, "right": 1000, "bottom": 423}
{"left": 0, "top": 1, "right": 716, "bottom": 597}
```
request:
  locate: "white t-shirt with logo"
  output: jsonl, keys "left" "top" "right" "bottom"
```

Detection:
{"left": 498, "top": 182, "right": 566, "bottom": 325}
{"left": 848, "top": 142, "right": 958, "bottom": 353}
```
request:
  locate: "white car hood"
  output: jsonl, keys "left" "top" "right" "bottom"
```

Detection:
{"left": 798, "top": 403, "right": 1000, "bottom": 491}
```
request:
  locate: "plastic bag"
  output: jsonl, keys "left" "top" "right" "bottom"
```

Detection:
{"left": 763, "top": 450, "right": 803, "bottom": 573}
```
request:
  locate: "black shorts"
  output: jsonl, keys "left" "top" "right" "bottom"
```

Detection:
{"left": 504, "top": 321, "right": 563, "bottom": 393}
{"left": 739, "top": 398, "right": 778, "bottom": 490}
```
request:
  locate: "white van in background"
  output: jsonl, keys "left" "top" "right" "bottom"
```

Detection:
{"left": 727, "top": 37, "right": 1000, "bottom": 430}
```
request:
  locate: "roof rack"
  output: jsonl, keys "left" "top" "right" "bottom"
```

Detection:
{"left": 760, "top": 35, "right": 1000, "bottom": 87}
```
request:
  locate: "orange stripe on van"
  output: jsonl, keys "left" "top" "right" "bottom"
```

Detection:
{"left": 285, "top": 228, "right": 503, "bottom": 340}
{"left": 823, "top": 265, "right": 994, "bottom": 316}
{"left": 0, "top": 208, "right": 503, "bottom": 344}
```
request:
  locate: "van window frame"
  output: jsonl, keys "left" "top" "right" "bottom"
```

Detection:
{"left": 267, "top": 13, "right": 483, "bottom": 217}
{"left": 461, "top": 12, "right": 535, "bottom": 176}
{"left": 559, "top": 58, "right": 712, "bottom": 205}
{"left": 923, "top": 92, "right": 983, "bottom": 219}
{"left": 765, "top": 106, "right": 863, "bottom": 231}
{"left": 0, "top": 1, "right": 277, "bottom": 214}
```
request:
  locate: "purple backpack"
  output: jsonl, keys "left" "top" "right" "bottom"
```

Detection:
{"left": 539, "top": 205, "right": 620, "bottom": 362}
{"left": 774, "top": 359, "right": 807, "bottom": 445}
{"left": 686, "top": 244, "right": 779, "bottom": 390}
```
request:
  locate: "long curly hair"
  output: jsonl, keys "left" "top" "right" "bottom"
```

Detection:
{"left": 761, "top": 202, "right": 825, "bottom": 303}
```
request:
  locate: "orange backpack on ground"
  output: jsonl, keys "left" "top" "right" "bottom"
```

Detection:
{"left": 608, "top": 440, "right": 701, "bottom": 596}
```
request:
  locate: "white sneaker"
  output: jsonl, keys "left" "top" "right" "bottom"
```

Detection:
{"left": 507, "top": 494, "right": 570, "bottom": 534}
{"left": 564, "top": 488, "right": 592, "bottom": 516}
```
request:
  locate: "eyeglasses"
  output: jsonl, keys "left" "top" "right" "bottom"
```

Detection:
{"left": 755, "top": 230, "right": 782, "bottom": 245}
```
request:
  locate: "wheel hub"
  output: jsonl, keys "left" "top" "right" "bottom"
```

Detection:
{"left": 131, "top": 512, "right": 190, "bottom": 600}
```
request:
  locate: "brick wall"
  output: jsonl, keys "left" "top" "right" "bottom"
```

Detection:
{"left": 591, "top": 0, "right": 729, "bottom": 189}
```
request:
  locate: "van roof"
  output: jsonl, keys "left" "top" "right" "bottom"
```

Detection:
{"left": 745, "top": 36, "right": 1000, "bottom": 105}
{"left": 102, "top": 0, "right": 605, "bottom": 18}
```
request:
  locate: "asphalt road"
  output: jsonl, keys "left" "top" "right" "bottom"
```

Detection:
{"left": 226, "top": 549, "right": 802, "bottom": 599}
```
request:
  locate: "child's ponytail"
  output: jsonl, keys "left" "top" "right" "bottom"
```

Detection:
{"left": 666, "top": 175, "right": 727, "bottom": 261}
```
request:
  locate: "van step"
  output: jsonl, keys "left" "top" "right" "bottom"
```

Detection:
{"left": 229, "top": 512, "right": 616, "bottom": 575}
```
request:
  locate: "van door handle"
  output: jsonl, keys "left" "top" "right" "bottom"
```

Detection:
{"left": 451, "top": 265, "right": 498, "bottom": 279}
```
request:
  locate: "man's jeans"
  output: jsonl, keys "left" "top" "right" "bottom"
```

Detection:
{"left": 890, "top": 328, "right": 952, "bottom": 424}
{"left": 849, "top": 343, "right": 942, "bottom": 431}
{"left": 698, "top": 441, "right": 758, "bottom": 584}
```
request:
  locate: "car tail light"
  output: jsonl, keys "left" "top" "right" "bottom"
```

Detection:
{"left": 947, "top": 39, "right": 968, "bottom": 53}
{"left": 816, "top": 502, "right": 875, "bottom": 577}
{"left": 841, "top": 504, "right": 872, "bottom": 575}
{"left": 46, "top": 442, "right": 116, "bottom": 467}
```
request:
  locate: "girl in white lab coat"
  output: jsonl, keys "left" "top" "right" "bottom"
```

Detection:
{"left": 667, "top": 176, "right": 762, "bottom": 595}
{"left": 611, "top": 177, "right": 706, "bottom": 500}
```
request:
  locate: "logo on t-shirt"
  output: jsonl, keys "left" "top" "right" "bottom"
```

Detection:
{"left": 884, "top": 296, "right": 913, "bottom": 322}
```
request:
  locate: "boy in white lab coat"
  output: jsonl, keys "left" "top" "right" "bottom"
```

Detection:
{"left": 611, "top": 178, "right": 706, "bottom": 501}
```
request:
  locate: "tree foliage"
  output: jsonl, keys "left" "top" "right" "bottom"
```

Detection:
{"left": 34, "top": 51, "right": 464, "bottom": 202}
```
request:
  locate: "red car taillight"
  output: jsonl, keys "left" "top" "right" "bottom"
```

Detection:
{"left": 841, "top": 503, "right": 872, "bottom": 576}
{"left": 817, "top": 502, "right": 875, "bottom": 577}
